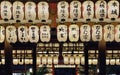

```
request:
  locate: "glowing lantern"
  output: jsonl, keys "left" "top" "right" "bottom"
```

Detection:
{"left": 92, "top": 25, "right": 102, "bottom": 41}
{"left": 57, "top": 1, "right": 69, "bottom": 21}
{"left": 80, "top": 24, "right": 91, "bottom": 42}
{"left": 0, "top": 26, "right": 5, "bottom": 43}
{"left": 69, "top": 24, "right": 79, "bottom": 42}
{"left": 70, "top": 1, "right": 81, "bottom": 19}
{"left": 13, "top": 1, "right": 24, "bottom": 21}
{"left": 18, "top": 26, "right": 28, "bottom": 43}
{"left": 38, "top": 1, "right": 49, "bottom": 21}
{"left": 57, "top": 25, "right": 67, "bottom": 42}
{"left": 25, "top": 1, "right": 36, "bottom": 21}
{"left": 1, "top": 1, "right": 12, "bottom": 20}
{"left": 40, "top": 25, "right": 51, "bottom": 42}
{"left": 6, "top": 26, "right": 17, "bottom": 43}
{"left": 29, "top": 26, "right": 39, "bottom": 43}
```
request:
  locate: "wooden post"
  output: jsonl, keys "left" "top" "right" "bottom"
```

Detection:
{"left": 98, "top": 38, "right": 106, "bottom": 75}
{"left": 5, "top": 40, "right": 12, "bottom": 75}
{"left": 84, "top": 43, "right": 88, "bottom": 75}
{"left": 32, "top": 44, "right": 37, "bottom": 75}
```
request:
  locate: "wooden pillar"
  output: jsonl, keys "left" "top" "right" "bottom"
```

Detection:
{"left": 98, "top": 39, "right": 106, "bottom": 75}
{"left": 84, "top": 43, "right": 88, "bottom": 75}
{"left": 32, "top": 44, "right": 37, "bottom": 75}
{"left": 5, "top": 40, "right": 12, "bottom": 75}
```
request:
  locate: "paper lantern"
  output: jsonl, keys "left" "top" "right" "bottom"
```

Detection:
{"left": 29, "top": 26, "right": 39, "bottom": 43}
{"left": 57, "top": 1, "right": 69, "bottom": 21}
{"left": 70, "top": 1, "right": 81, "bottom": 19}
{"left": 25, "top": 1, "right": 36, "bottom": 21}
{"left": 1, "top": 59, "right": 5, "bottom": 65}
{"left": 25, "top": 59, "right": 30, "bottom": 64}
{"left": 80, "top": 25, "right": 91, "bottom": 42}
{"left": 13, "top": 1, "right": 24, "bottom": 21}
{"left": 92, "top": 25, "right": 102, "bottom": 41}
{"left": 106, "top": 59, "right": 110, "bottom": 65}
{"left": 6, "top": 26, "right": 17, "bottom": 43}
{"left": 70, "top": 56, "right": 74, "bottom": 64}
{"left": 38, "top": 1, "right": 49, "bottom": 21}
{"left": 29, "top": 59, "right": 33, "bottom": 64}
{"left": 42, "top": 56, "right": 47, "bottom": 64}
{"left": 64, "top": 55, "right": 69, "bottom": 64}
{"left": 48, "top": 56, "right": 52, "bottom": 65}
{"left": 104, "top": 25, "right": 114, "bottom": 42}
{"left": 75, "top": 56, "right": 80, "bottom": 65}
{"left": 82, "top": 1, "right": 94, "bottom": 20}
{"left": 89, "top": 59, "right": 92, "bottom": 65}
{"left": 81, "top": 57, "right": 85, "bottom": 65}
{"left": 13, "top": 59, "right": 19, "bottom": 65}
{"left": 108, "top": 0, "right": 119, "bottom": 19}
{"left": 1, "top": 1, "right": 12, "bottom": 20}
{"left": 92, "top": 59, "right": 98, "bottom": 65}
{"left": 18, "top": 26, "right": 28, "bottom": 43}
{"left": 69, "top": 24, "right": 79, "bottom": 42}
{"left": 57, "top": 25, "right": 67, "bottom": 42}
{"left": 37, "top": 57, "right": 41, "bottom": 65}
{"left": 0, "top": 26, "right": 5, "bottom": 43}
{"left": 53, "top": 56, "right": 58, "bottom": 64}
{"left": 95, "top": 0, "right": 107, "bottom": 20}
{"left": 115, "top": 25, "right": 120, "bottom": 42}
{"left": 40, "top": 25, "right": 51, "bottom": 42}
{"left": 116, "top": 59, "right": 120, "bottom": 65}
{"left": 110, "top": 59, "right": 115, "bottom": 65}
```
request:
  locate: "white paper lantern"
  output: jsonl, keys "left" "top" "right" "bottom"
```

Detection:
{"left": 82, "top": 1, "right": 94, "bottom": 20}
{"left": 57, "top": 1, "right": 69, "bottom": 21}
{"left": 110, "top": 59, "right": 115, "bottom": 65}
{"left": 115, "top": 25, "right": 120, "bottom": 42}
{"left": 92, "top": 59, "right": 98, "bottom": 65}
{"left": 1, "top": 59, "right": 5, "bottom": 65}
{"left": 70, "top": 1, "right": 81, "bottom": 19}
{"left": 116, "top": 59, "right": 120, "bottom": 65}
{"left": 89, "top": 59, "right": 92, "bottom": 65}
{"left": 104, "top": 25, "right": 114, "bottom": 42}
{"left": 29, "top": 26, "right": 39, "bottom": 43}
{"left": 57, "top": 25, "right": 67, "bottom": 42}
{"left": 25, "top": 1, "right": 36, "bottom": 21}
{"left": 40, "top": 25, "right": 51, "bottom": 42}
{"left": 29, "top": 59, "right": 33, "bottom": 64}
{"left": 13, "top": 59, "right": 19, "bottom": 65}
{"left": 69, "top": 24, "right": 79, "bottom": 42}
{"left": 6, "top": 26, "right": 17, "bottom": 43}
{"left": 1, "top": 1, "right": 12, "bottom": 20}
{"left": 80, "top": 25, "right": 91, "bottom": 42}
{"left": 106, "top": 59, "right": 110, "bottom": 65}
{"left": 95, "top": 0, "right": 107, "bottom": 19}
{"left": 81, "top": 57, "right": 85, "bottom": 65}
{"left": 42, "top": 56, "right": 47, "bottom": 64}
{"left": 18, "top": 26, "right": 28, "bottom": 43}
{"left": 108, "top": 0, "right": 119, "bottom": 19}
{"left": 70, "top": 56, "right": 74, "bottom": 64}
{"left": 38, "top": 1, "right": 49, "bottom": 20}
{"left": 53, "top": 56, "right": 58, "bottom": 64}
{"left": 48, "top": 56, "right": 52, "bottom": 65}
{"left": 64, "top": 55, "right": 69, "bottom": 64}
{"left": 13, "top": 1, "right": 24, "bottom": 21}
{"left": 0, "top": 26, "right": 5, "bottom": 43}
{"left": 25, "top": 59, "right": 30, "bottom": 64}
{"left": 75, "top": 56, "right": 80, "bottom": 65}
{"left": 92, "top": 25, "right": 102, "bottom": 41}
{"left": 37, "top": 57, "right": 41, "bottom": 65}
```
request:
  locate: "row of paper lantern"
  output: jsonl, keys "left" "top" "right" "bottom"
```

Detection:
{"left": 1, "top": 24, "right": 120, "bottom": 43}
{"left": 58, "top": 0, "right": 119, "bottom": 20}
{"left": 13, "top": 59, "right": 33, "bottom": 65}
{"left": 57, "top": 24, "right": 120, "bottom": 42}
{"left": 0, "top": 0, "right": 119, "bottom": 21}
